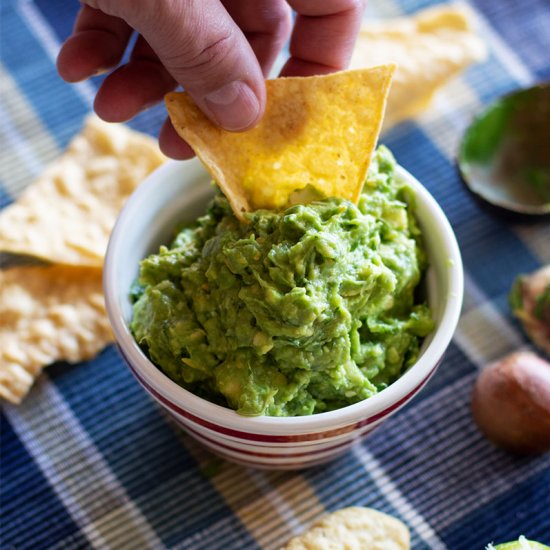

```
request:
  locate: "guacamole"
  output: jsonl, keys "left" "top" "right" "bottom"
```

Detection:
{"left": 131, "top": 147, "right": 434, "bottom": 416}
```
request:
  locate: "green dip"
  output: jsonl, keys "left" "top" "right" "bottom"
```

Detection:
{"left": 131, "top": 146, "right": 434, "bottom": 416}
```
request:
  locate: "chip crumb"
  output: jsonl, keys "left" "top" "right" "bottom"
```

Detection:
{"left": 282, "top": 507, "right": 410, "bottom": 550}
{"left": 0, "top": 115, "right": 166, "bottom": 266}
{"left": 0, "top": 265, "right": 113, "bottom": 404}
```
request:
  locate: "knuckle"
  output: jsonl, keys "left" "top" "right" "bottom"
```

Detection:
{"left": 80, "top": 0, "right": 100, "bottom": 9}
{"left": 327, "top": 0, "right": 365, "bottom": 15}
{"left": 265, "top": 3, "right": 293, "bottom": 35}
{"left": 184, "top": 33, "right": 235, "bottom": 73}
{"left": 345, "top": 0, "right": 366, "bottom": 14}
{"left": 91, "top": 0, "right": 149, "bottom": 20}
{"left": 274, "top": 5, "right": 293, "bottom": 40}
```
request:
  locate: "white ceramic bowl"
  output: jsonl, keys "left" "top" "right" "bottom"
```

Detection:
{"left": 104, "top": 158, "right": 463, "bottom": 469}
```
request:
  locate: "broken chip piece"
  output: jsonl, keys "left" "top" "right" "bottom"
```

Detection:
{"left": 0, "top": 116, "right": 166, "bottom": 266}
{"left": 165, "top": 66, "right": 395, "bottom": 217}
{"left": 0, "top": 265, "right": 113, "bottom": 404}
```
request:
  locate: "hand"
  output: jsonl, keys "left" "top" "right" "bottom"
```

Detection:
{"left": 57, "top": 0, "right": 364, "bottom": 159}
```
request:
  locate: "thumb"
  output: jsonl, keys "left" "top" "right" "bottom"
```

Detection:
{"left": 88, "top": 0, "right": 265, "bottom": 131}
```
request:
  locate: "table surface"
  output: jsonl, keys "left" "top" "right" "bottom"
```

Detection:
{"left": 1, "top": 0, "right": 549, "bottom": 549}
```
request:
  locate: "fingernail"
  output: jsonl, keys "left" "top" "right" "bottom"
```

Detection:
{"left": 203, "top": 81, "right": 260, "bottom": 131}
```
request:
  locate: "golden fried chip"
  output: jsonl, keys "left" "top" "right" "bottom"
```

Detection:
{"left": 166, "top": 66, "right": 395, "bottom": 217}
{"left": 350, "top": 5, "right": 487, "bottom": 130}
{"left": 0, "top": 265, "right": 113, "bottom": 404}
{"left": 0, "top": 116, "right": 166, "bottom": 266}
{"left": 283, "top": 507, "right": 410, "bottom": 550}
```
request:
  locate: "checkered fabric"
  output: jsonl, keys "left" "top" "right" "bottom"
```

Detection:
{"left": 1, "top": 0, "right": 549, "bottom": 548}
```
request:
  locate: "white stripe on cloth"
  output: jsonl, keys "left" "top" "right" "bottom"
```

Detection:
{"left": 0, "top": 113, "right": 40, "bottom": 194}
{"left": 0, "top": 66, "right": 59, "bottom": 197}
{"left": 259, "top": 472, "right": 330, "bottom": 549}
{"left": 17, "top": 0, "right": 95, "bottom": 107}
{"left": 512, "top": 225, "right": 550, "bottom": 265}
{"left": 407, "top": 74, "right": 478, "bottom": 151}
{"left": 245, "top": 470, "right": 303, "bottom": 549}
{"left": 364, "top": 0, "right": 403, "bottom": 19}
{"left": 460, "top": 270, "right": 491, "bottom": 314}
{"left": 169, "top": 513, "right": 261, "bottom": 550}
{"left": 353, "top": 445, "right": 447, "bottom": 549}
{"left": 250, "top": 471, "right": 304, "bottom": 533}
{"left": 454, "top": 275, "right": 525, "bottom": 366}
{"left": 4, "top": 376, "right": 165, "bottom": 550}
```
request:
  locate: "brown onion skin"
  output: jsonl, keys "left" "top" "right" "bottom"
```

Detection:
{"left": 471, "top": 351, "right": 550, "bottom": 454}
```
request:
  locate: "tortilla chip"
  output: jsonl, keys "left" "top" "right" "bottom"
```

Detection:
{"left": 283, "top": 507, "right": 410, "bottom": 550}
{"left": 0, "top": 116, "right": 166, "bottom": 266}
{"left": 350, "top": 5, "right": 487, "bottom": 130}
{"left": 0, "top": 265, "right": 113, "bottom": 404}
{"left": 165, "top": 66, "right": 395, "bottom": 217}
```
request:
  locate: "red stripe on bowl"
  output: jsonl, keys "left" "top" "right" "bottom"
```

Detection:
{"left": 121, "top": 347, "right": 440, "bottom": 443}
{"left": 179, "top": 420, "right": 360, "bottom": 458}
{"left": 201, "top": 446, "right": 284, "bottom": 468}
{"left": 125, "top": 359, "right": 355, "bottom": 442}
{"left": 201, "top": 445, "right": 342, "bottom": 469}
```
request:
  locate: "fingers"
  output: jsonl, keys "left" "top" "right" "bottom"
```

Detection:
{"left": 94, "top": 36, "right": 177, "bottom": 122}
{"left": 91, "top": 0, "right": 266, "bottom": 132}
{"left": 159, "top": 118, "right": 195, "bottom": 160}
{"left": 281, "top": 0, "right": 364, "bottom": 77}
{"left": 221, "top": 0, "right": 292, "bottom": 76}
{"left": 60, "top": 0, "right": 364, "bottom": 162}
{"left": 57, "top": 5, "right": 132, "bottom": 82}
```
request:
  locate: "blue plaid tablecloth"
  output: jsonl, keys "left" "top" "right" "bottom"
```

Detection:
{"left": 1, "top": 1, "right": 549, "bottom": 548}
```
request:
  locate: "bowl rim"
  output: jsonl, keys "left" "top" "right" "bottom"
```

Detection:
{"left": 104, "top": 159, "right": 464, "bottom": 435}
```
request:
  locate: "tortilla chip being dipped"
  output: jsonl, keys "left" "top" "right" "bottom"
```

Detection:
{"left": 165, "top": 66, "right": 395, "bottom": 218}
{"left": 0, "top": 265, "right": 113, "bottom": 404}
{"left": 0, "top": 116, "right": 166, "bottom": 266}
{"left": 350, "top": 4, "right": 487, "bottom": 130}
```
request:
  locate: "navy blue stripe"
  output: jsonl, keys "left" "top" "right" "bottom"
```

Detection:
{"left": 0, "top": 183, "right": 13, "bottom": 208}
{"left": 472, "top": 0, "right": 550, "bottom": 81}
{"left": 0, "top": 412, "right": 87, "bottom": 550}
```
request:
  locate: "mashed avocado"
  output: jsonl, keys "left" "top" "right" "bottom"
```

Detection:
{"left": 131, "top": 147, "right": 434, "bottom": 416}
